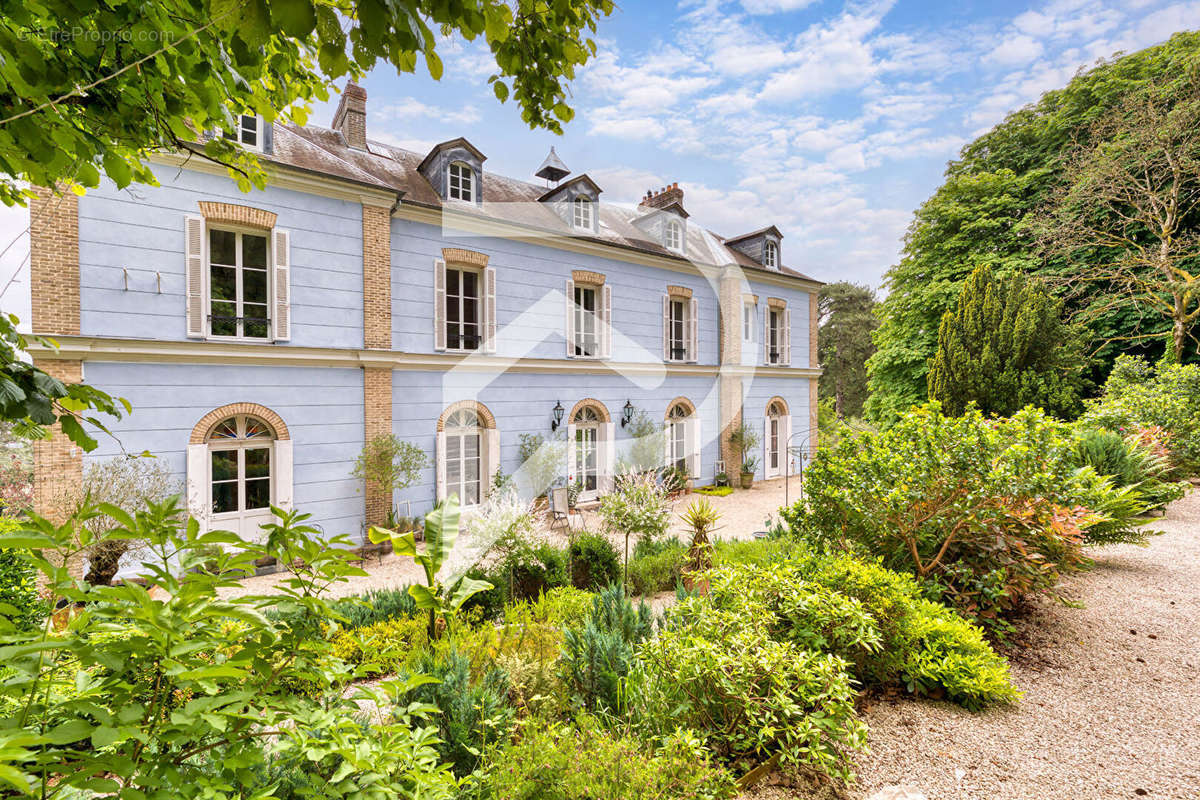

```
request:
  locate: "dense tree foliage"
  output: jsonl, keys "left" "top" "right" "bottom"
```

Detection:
{"left": 927, "top": 265, "right": 1087, "bottom": 419}
{"left": 0, "top": 0, "right": 613, "bottom": 206}
{"left": 866, "top": 32, "right": 1200, "bottom": 424}
{"left": 818, "top": 281, "right": 877, "bottom": 418}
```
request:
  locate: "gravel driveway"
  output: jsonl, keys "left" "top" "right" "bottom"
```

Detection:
{"left": 846, "top": 491, "right": 1200, "bottom": 800}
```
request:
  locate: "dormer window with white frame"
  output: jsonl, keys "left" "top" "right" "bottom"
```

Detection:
{"left": 223, "top": 114, "right": 263, "bottom": 152}
{"left": 572, "top": 196, "right": 593, "bottom": 230}
{"left": 764, "top": 240, "right": 779, "bottom": 269}
{"left": 448, "top": 161, "right": 475, "bottom": 202}
{"left": 665, "top": 219, "right": 683, "bottom": 253}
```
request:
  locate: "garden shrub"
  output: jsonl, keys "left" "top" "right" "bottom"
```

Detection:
{"left": 561, "top": 583, "right": 652, "bottom": 712}
{"left": 331, "top": 584, "right": 417, "bottom": 628}
{"left": 627, "top": 537, "right": 687, "bottom": 596}
{"left": 628, "top": 595, "right": 867, "bottom": 782}
{"left": 0, "top": 518, "right": 44, "bottom": 631}
{"left": 784, "top": 403, "right": 1094, "bottom": 628}
{"left": 508, "top": 542, "right": 569, "bottom": 599}
{"left": 1080, "top": 354, "right": 1200, "bottom": 473}
{"left": 470, "top": 715, "right": 737, "bottom": 800}
{"left": 568, "top": 531, "right": 620, "bottom": 590}
{"left": 712, "top": 536, "right": 799, "bottom": 568}
{"left": 1073, "top": 427, "right": 1187, "bottom": 513}
{"left": 525, "top": 585, "right": 594, "bottom": 627}
{"left": 799, "top": 553, "right": 1019, "bottom": 709}
{"left": 397, "top": 649, "right": 515, "bottom": 778}
{"left": 329, "top": 614, "right": 429, "bottom": 677}
{"left": 0, "top": 498, "right": 457, "bottom": 798}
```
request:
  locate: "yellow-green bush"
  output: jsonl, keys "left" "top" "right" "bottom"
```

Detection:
{"left": 329, "top": 615, "right": 429, "bottom": 677}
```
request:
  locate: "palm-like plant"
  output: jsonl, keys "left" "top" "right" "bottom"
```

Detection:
{"left": 679, "top": 498, "right": 720, "bottom": 576}
{"left": 370, "top": 493, "right": 492, "bottom": 638}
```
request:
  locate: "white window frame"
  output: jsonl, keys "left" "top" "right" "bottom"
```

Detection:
{"left": 444, "top": 264, "right": 483, "bottom": 352}
{"left": 223, "top": 114, "right": 263, "bottom": 152}
{"left": 665, "top": 219, "right": 683, "bottom": 253}
{"left": 668, "top": 298, "right": 688, "bottom": 362}
{"left": 667, "top": 404, "right": 689, "bottom": 473}
{"left": 764, "top": 240, "right": 778, "bottom": 269}
{"left": 767, "top": 308, "right": 782, "bottom": 364}
{"left": 207, "top": 415, "right": 275, "bottom": 519}
{"left": 444, "top": 409, "right": 483, "bottom": 508}
{"left": 743, "top": 302, "right": 754, "bottom": 342}
{"left": 572, "top": 196, "right": 593, "bottom": 230}
{"left": 206, "top": 225, "right": 272, "bottom": 341}
{"left": 573, "top": 284, "right": 599, "bottom": 357}
{"left": 448, "top": 161, "right": 475, "bottom": 202}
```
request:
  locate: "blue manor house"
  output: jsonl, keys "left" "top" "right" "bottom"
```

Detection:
{"left": 30, "top": 84, "right": 821, "bottom": 542}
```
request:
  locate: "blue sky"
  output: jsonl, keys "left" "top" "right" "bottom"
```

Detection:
{"left": 2, "top": 0, "right": 1198, "bottom": 322}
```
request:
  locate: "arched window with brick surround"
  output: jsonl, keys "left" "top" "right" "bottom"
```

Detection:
{"left": 186, "top": 403, "right": 292, "bottom": 538}
{"left": 436, "top": 400, "right": 499, "bottom": 507}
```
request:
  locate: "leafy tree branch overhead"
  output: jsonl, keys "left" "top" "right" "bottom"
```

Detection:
{"left": 0, "top": 0, "right": 615, "bottom": 206}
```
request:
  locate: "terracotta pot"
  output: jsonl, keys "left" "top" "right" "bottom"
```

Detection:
{"left": 740, "top": 472, "right": 754, "bottom": 489}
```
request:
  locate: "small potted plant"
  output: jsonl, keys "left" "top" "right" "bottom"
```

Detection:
{"left": 739, "top": 456, "right": 759, "bottom": 489}
{"left": 727, "top": 423, "right": 761, "bottom": 489}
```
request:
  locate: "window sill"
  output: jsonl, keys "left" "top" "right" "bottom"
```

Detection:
{"left": 206, "top": 335, "right": 275, "bottom": 344}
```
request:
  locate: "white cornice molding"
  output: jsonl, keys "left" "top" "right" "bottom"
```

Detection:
{"left": 395, "top": 204, "right": 822, "bottom": 292}
{"left": 32, "top": 336, "right": 820, "bottom": 379}
{"left": 148, "top": 152, "right": 399, "bottom": 208}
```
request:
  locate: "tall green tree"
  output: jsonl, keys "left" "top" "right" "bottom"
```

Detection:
{"left": 866, "top": 31, "right": 1200, "bottom": 424}
{"left": 927, "top": 265, "right": 1088, "bottom": 419}
{"left": 0, "top": 0, "right": 614, "bottom": 206}
{"left": 818, "top": 281, "right": 877, "bottom": 418}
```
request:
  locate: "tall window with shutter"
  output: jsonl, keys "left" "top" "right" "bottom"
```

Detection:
{"left": 764, "top": 301, "right": 791, "bottom": 365}
{"left": 434, "top": 257, "right": 497, "bottom": 353}
{"left": 185, "top": 216, "right": 290, "bottom": 342}
{"left": 564, "top": 275, "right": 611, "bottom": 359}
{"left": 662, "top": 291, "right": 699, "bottom": 362}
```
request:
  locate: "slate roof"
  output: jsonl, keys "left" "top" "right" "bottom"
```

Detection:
{"left": 256, "top": 122, "right": 819, "bottom": 284}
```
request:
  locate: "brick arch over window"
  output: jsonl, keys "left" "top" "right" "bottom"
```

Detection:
{"left": 436, "top": 399, "right": 497, "bottom": 432}
{"left": 197, "top": 202, "right": 277, "bottom": 230}
{"left": 441, "top": 247, "right": 489, "bottom": 268}
{"left": 765, "top": 396, "right": 790, "bottom": 416}
{"left": 569, "top": 398, "right": 611, "bottom": 423}
{"left": 663, "top": 396, "right": 696, "bottom": 418}
{"left": 190, "top": 403, "right": 291, "bottom": 444}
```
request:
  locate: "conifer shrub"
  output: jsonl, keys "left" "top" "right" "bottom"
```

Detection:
{"left": 561, "top": 583, "right": 652, "bottom": 712}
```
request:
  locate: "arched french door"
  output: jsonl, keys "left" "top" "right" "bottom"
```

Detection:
{"left": 567, "top": 400, "right": 613, "bottom": 502}
{"left": 664, "top": 398, "right": 700, "bottom": 478}
{"left": 435, "top": 400, "right": 499, "bottom": 508}
{"left": 764, "top": 399, "right": 790, "bottom": 479}
{"left": 207, "top": 414, "right": 277, "bottom": 539}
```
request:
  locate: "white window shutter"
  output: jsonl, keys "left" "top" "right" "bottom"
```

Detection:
{"left": 274, "top": 439, "right": 294, "bottom": 510}
{"left": 689, "top": 416, "right": 701, "bottom": 479}
{"left": 762, "top": 416, "right": 770, "bottom": 478}
{"left": 689, "top": 297, "right": 699, "bottom": 362}
{"left": 601, "top": 422, "right": 615, "bottom": 493}
{"left": 186, "top": 443, "right": 208, "bottom": 526}
{"left": 661, "top": 294, "right": 670, "bottom": 361}
{"left": 435, "top": 430, "right": 447, "bottom": 501}
{"left": 185, "top": 216, "right": 206, "bottom": 338}
{"left": 566, "top": 424, "right": 577, "bottom": 484}
{"left": 484, "top": 266, "right": 497, "bottom": 353}
{"left": 564, "top": 279, "right": 575, "bottom": 358}
{"left": 434, "top": 259, "right": 447, "bottom": 351}
{"left": 783, "top": 308, "right": 792, "bottom": 365}
{"left": 272, "top": 229, "right": 291, "bottom": 341}
{"left": 663, "top": 422, "right": 672, "bottom": 469}
{"left": 601, "top": 284, "right": 612, "bottom": 359}
{"left": 763, "top": 309, "right": 770, "bottom": 364}
{"left": 485, "top": 427, "right": 500, "bottom": 497}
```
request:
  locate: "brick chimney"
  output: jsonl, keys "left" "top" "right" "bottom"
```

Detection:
{"left": 332, "top": 83, "right": 368, "bottom": 150}
{"left": 639, "top": 182, "right": 684, "bottom": 211}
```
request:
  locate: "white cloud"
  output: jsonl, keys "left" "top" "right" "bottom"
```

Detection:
{"left": 373, "top": 97, "right": 481, "bottom": 126}
{"left": 984, "top": 34, "right": 1045, "bottom": 67}
{"left": 740, "top": 0, "right": 821, "bottom": 14}
{"left": 758, "top": 9, "right": 887, "bottom": 100}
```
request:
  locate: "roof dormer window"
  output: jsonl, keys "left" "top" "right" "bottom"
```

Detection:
{"left": 448, "top": 161, "right": 475, "bottom": 202}
{"left": 572, "top": 196, "right": 593, "bottom": 230}
{"left": 224, "top": 114, "right": 262, "bottom": 152}
{"left": 764, "top": 240, "right": 779, "bottom": 269}
{"left": 665, "top": 219, "right": 683, "bottom": 253}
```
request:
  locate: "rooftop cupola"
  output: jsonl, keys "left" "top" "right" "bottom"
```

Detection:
{"left": 535, "top": 146, "right": 571, "bottom": 184}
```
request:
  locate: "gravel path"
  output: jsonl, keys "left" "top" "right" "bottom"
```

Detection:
{"left": 847, "top": 491, "right": 1200, "bottom": 800}
{"left": 218, "top": 477, "right": 799, "bottom": 600}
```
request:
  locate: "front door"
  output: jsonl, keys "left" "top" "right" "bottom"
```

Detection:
{"left": 210, "top": 442, "right": 274, "bottom": 541}
{"left": 575, "top": 424, "right": 599, "bottom": 501}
